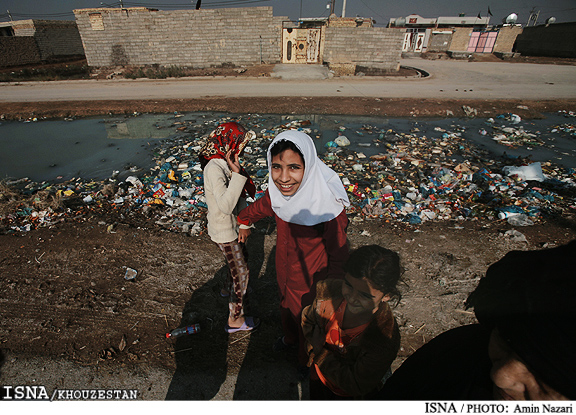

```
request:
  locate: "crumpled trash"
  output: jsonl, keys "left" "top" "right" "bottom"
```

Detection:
{"left": 335, "top": 135, "right": 351, "bottom": 147}
{"left": 504, "top": 229, "right": 528, "bottom": 243}
{"left": 124, "top": 267, "right": 138, "bottom": 280}
{"left": 507, "top": 214, "right": 534, "bottom": 226}
{"left": 2, "top": 112, "right": 575, "bottom": 235}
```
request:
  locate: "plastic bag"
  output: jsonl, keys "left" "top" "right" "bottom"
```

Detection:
{"left": 502, "top": 162, "right": 545, "bottom": 182}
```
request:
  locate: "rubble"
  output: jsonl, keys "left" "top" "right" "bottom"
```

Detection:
{"left": 2, "top": 112, "right": 576, "bottom": 235}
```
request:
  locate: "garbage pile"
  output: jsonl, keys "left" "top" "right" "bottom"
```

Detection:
{"left": 321, "top": 121, "right": 575, "bottom": 226}
{"left": 2, "top": 113, "right": 576, "bottom": 235}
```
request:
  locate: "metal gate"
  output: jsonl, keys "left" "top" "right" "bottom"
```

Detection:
{"left": 402, "top": 29, "right": 426, "bottom": 52}
{"left": 282, "top": 28, "right": 321, "bottom": 64}
{"left": 467, "top": 31, "right": 498, "bottom": 53}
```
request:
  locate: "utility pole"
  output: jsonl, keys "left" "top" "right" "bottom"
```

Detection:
{"left": 528, "top": 8, "right": 540, "bottom": 26}
{"left": 342, "top": 0, "right": 347, "bottom": 17}
{"left": 329, "top": 0, "right": 335, "bottom": 15}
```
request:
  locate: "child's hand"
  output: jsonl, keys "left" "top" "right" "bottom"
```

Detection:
{"left": 225, "top": 149, "right": 241, "bottom": 174}
{"left": 238, "top": 227, "right": 251, "bottom": 243}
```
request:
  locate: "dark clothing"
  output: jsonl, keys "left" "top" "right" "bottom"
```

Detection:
{"left": 302, "top": 279, "right": 400, "bottom": 398}
{"left": 377, "top": 324, "right": 494, "bottom": 400}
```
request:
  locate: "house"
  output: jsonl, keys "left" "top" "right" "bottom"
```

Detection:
{"left": 281, "top": 14, "right": 401, "bottom": 75}
{"left": 389, "top": 14, "right": 494, "bottom": 54}
{"left": 0, "top": 19, "right": 84, "bottom": 67}
{"left": 388, "top": 13, "right": 527, "bottom": 58}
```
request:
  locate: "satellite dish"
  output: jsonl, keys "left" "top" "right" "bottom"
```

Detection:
{"left": 505, "top": 13, "right": 518, "bottom": 24}
{"left": 546, "top": 17, "right": 556, "bottom": 24}
{"left": 395, "top": 17, "right": 406, "bottom": 26}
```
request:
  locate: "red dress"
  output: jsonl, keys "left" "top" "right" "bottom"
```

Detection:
{"left": 238, "top": 191, "right": 349, "bottom": 361}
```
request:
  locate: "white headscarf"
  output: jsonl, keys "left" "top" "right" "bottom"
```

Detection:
{"left": 267, "top": 130, "right": 350, "bottom": 226}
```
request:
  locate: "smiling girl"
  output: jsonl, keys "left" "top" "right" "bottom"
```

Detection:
{"left": 301, "top": 245, "right": 402, "bottom": 399}
{"left": 237, "top": 130, "right": 350, "bottom": 371}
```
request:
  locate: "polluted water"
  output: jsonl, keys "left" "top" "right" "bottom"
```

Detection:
{"left": 1, "top": 110, "right": 575, "bottom": 233}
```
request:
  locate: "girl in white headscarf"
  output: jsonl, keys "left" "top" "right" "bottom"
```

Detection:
{"left": 238, "top": 130, "right": 350, "bottom": 370}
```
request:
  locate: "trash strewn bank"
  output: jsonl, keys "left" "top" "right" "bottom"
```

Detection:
{"left": 1, "top": 111, "right": 576, "bottom": 234}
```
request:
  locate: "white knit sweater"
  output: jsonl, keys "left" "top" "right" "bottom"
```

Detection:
{"left": 203, "top": 158, "right": 248, "bottom": 244}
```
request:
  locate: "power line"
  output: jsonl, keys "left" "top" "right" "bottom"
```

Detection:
{"left": 358, "top": 0, "right": 386, "bottom": 21}
{"left": 119, "top": 0, "right": 270, "bottom": 7}
{"left": 4, "top": 11, "right": 75, "bottom": 18}
{"left": 0, "top": 0, "right": 271, "bottom": 21}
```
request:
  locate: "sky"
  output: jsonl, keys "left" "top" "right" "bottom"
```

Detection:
{"left": 1, "top": 0, "right": 575, "bottom": 26}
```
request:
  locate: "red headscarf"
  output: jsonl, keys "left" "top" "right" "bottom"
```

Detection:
{"left": 199, "top": 122, "right": 256, "bottom": 198}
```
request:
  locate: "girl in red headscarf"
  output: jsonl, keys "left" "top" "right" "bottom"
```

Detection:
{"left": 199, "top": 121, "right": 259, "bottom": 333}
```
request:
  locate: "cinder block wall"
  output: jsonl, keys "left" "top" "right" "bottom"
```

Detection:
{"left": 427, "top": 32, "right": 453, "bottom": 52}
{"left": 448, "top": 27, "right": 473, "bottom": 52}
{"left": 0, "top": 37, "right": 41, "bottom": 67}
{"left": 514, "top": 22, "right": 576, "bottom": 58}
{"left": 32, "top": 21, "right": 85, "bottom": 59}
{"left": 74, "top": 7, "right": 287, "bottom": 67}
{"left": 322, "top": 27, "right": 403, "bottom": 71}
{"left": 11, "top": 19, "right": 84, "bottom": 60}
{"left": 12, "top": 20, "right": 36, "bottom": 36}
{"left": 492, "top": 26, "right": 522, "bottom": 54}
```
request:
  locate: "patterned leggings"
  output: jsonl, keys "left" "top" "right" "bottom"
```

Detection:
{"left": 216, "top": 241, "right": 249, "bottom": 320}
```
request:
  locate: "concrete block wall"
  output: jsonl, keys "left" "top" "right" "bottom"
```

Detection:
{"left": 514, "top": 22, "right": 576, "bottom": 58}
{"left": 11, "top": 20, "right": 36, "bottom": 37}
{"left": 3, "top": 19, "right": 84, "bottom": 63}
{"left": 492, "top": 26, "right": 522, "bottom": 54}
{"left": 32, "top": 21, "right": 85, "bottom": 59}
{"left": 328, "top": 16, "right": 373, "bottom": 28}
{"left": 322, "top": 27, "right": 403, "bottom": 71}
{"left": 0, "top": 37, "right": 41, "bottom": 67}
{"left": 74, "top": 7, "right": 288, "bottom": 67}
{"left": 427, "top": 32, "right": 453, "bottom": 52}
{"left": 448, "top": 27, "right": 473, "bottom": 52}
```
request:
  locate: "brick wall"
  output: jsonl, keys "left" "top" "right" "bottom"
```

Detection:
{"left": 514, "top": 22, "right": 576, "bottom": 58}
{"left": 328, "top": 16, "right": 373, "bottom": 28}
{"left": 322, "top": 27, "right": 403, "bottom": 72}
{"left": 12, "top": 20, "right": 36, "bottom": 37}
{"left": 448, "top": 27, "right": 473, "bottom": 52}
{"left": 0, "top": 37, "right": 41, "bottom": 67}
{"left": 493, "top": 26, "right": 522, "bottom": 53}
{"left": 74, "top": 7, "right": 288, "bottom": 67}
{"left": 32, "top": 21, "right": 85, "bottom": 59}
{"left": 3, "top": 19, "right": 84, "bottom": 64}
{"left": 427, "top": 32, "right": 453, "bottom": 52}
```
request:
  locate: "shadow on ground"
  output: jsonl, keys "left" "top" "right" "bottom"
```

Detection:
{"left": 165, "top": 219, "right": 308, "bottom": 400}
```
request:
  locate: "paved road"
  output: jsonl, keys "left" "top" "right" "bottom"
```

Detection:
{"left": 1, "top": 57, "right": 575, "bottom": 102}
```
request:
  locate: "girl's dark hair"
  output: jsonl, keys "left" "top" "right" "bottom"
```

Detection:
{"left": 344, "top": 245, "right": 403, "bottom": 303}
{"left": 270, "top": 139, "right": 305, "bottom": 167}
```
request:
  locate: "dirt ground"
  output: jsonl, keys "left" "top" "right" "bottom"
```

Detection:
{"left": 1, "top": 58, "right": 576, "bottom": 400}
{"left": 1, "top": 206, "right": 575, "bottom": 400}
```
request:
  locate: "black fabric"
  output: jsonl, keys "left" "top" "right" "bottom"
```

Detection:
{"left": 375, "top": 324, "right": 493, "bottom": 400}
{"left": 498, "top": 316, "right": 576, "bottom": 400}
{"left": 468, "top": 240, "right": 576, "bottom": 400}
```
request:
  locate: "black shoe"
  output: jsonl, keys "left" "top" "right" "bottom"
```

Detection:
{"left": 272, "top": 336, "right": 294, "bottom": 352}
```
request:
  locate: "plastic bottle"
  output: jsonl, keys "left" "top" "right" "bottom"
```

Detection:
{"left": 166, "top": 324, "right": 201, "bottom": 339}
{"left": 498, "top": 211, "right": 521, "bottom": 220}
